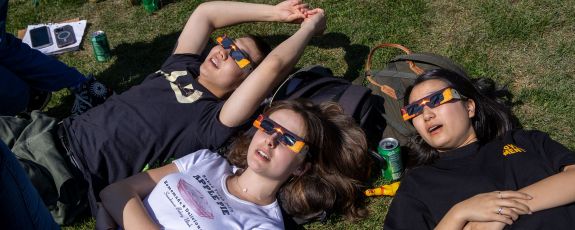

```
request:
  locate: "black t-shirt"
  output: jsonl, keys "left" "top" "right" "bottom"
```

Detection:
{"left": 384, "top": 130, "right": 575, "bottom": 230}
{"left": 63, "top": 54, "right": 238, "bottom": 206}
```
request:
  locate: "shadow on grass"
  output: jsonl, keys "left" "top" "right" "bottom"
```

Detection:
{"left": 99, "top": 31, "right": 369, "bottom": 92}
{"left": 46, "top": 32, "right": 369, "bottom": 115}
{"left": 257, "top": 32, "right": 370, "bottom": 82}
{"left": 99, "top": 32, "right": 180, "bottom": 92}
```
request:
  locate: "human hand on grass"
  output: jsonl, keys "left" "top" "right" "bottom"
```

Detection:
{"left": 448, "top": 191, "right": 532, "bottom": 225}
{"left": 300, "top": 8, "right": 326, "bottom": 36}
{"left": 274, "top": 0, "right": 310, "bottom": 24}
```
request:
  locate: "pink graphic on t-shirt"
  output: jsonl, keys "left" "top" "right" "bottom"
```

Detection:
{"left": 177, "top": 179, "right": 214, "bottom": 219}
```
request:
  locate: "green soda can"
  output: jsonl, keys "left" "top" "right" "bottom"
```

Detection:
{"left": 378, "top": 137, "right": 403, "bottom": 182}
{"left": 91, "top": 31, "right": 111, "bottom": 62}
{"left": 142, "top": 0, "right": 158, "bottom": 13}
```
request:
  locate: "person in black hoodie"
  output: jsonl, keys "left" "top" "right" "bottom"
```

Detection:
{"left": 384, "top": 68, "right": 575, "bottom": 230}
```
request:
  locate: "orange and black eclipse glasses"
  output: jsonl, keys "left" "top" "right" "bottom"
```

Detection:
{"left": 253, "top": 114, "right": 307, "bottom": 154}
{"left": 401, "top": 87, "right": 464, "bottom": 121}
{"left": 216, "top": 35, "right": 252, "bottom": 69}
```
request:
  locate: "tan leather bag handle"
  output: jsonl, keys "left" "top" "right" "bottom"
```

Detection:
{"left": 365, "top": 43, "right": 424, "bottom": 99}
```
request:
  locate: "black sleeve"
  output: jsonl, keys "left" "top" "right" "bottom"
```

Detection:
{"left": 384, "top": 191, "right": 435, "bottom": 230}
{"left": 528, "top": 130, "right": 575, "bottom": 172}
{"left": 197, "top": 101, "right": 240, "bottom": 150}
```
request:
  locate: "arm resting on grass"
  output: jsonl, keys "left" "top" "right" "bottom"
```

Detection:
{"left": 99, "top": 163, "right": 178, "bottom": 230}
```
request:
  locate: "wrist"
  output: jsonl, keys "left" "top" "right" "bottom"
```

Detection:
{"left": 443, "top": 205, "right": 468, "bottom": 228}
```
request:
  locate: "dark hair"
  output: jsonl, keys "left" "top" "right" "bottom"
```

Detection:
{"left": 244, "top": 34, "right": 272, "bottom": 65}
{"left": 405, "top": 69, "right": 515, "bottom": 166}
{"left": 227, "top": 99, "right": 371, "bottom": 220}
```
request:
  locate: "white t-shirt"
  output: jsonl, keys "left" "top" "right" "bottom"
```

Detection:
{"left": 143, "top": 149, "right": 284, "bottom": 230}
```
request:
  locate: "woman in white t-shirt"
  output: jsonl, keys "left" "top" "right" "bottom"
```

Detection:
{"left": 97, "top": 99, "right": 371, "bottom": 229}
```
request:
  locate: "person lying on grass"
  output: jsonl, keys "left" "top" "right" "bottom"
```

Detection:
{"left": 0, "top": 0, "right": 327, "bottom": 224}
{"left": 384, "top": 69, "right": 575, "bottom": 230}
{"left": 97, "top": 99, "right": 371, "bottom": 229}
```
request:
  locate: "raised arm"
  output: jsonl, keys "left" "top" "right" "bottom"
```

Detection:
{"left": 174, "top": 0, "right": 309, "bottom": 54}
{"left": 218, "top": 8, "right": 326, "bottom": 127}
{"left": 99, "top": 163, "right": 178, "bottom": 230}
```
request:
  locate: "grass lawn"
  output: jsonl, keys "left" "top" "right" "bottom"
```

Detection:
{"left": 6, "top": 0, "right": 575, "bottom": 229}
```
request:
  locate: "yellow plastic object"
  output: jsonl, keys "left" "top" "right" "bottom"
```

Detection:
{"left": 364, "top": 181, "right": 400, "bottom": 197}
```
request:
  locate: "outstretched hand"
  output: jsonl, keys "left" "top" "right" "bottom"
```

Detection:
{"left": 451, "top": 191, "right": 532, "bottom": 225}
{"left": 274, "top": 0, "right": 309, "bottom": 24}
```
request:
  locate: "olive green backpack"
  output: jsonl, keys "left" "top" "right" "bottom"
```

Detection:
{"left": 364, "top": 43, "right": 470, "bottom": 148}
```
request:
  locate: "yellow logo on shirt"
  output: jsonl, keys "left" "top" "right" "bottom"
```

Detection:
{"left": 502, "top": 144, "right": 526, "bottom": 156}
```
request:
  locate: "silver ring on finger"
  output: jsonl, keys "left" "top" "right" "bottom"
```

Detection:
{"left": 497, "top": 207, "right": 503, "bottom": 215}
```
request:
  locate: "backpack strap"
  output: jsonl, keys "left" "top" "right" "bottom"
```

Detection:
{"left": 268, "top": 65, "right": 334, "bottom": 105}
{"left": 365, "top": 43, "right": 424, "bottom": 99}
{"left": 392, "top": 53, "right": 470, "bottom": 78}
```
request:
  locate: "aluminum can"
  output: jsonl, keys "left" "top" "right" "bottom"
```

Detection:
{"left": 91, "top": 31, "right": 111, "bottom": 62}
{"left": 378, "top": 137, "right": 403, "bottom": 182}
{"left": 142, "top": 0, "right": 159, "bottom": 13}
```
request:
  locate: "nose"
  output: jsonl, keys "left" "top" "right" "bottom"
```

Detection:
{"left": 421, "top": 105, "right": 435, "bottom": 121}
{"left": 266, "top": 132, "right": 280, "bottom": 148}
{"left": 217, "top": 47, "right": 229, "bottom": 60}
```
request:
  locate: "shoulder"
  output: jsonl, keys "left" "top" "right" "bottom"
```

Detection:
{"left": 174, "top": 149, "right": 228, "bottom": 172}
{"left": 487, "top": 129, "right": 550, "bottom": 148}
{"left": 506, "top": 129, "right": 550, "bottom": 141}
{"left": 161, "top": 53, "right": 203, "bottom": 75}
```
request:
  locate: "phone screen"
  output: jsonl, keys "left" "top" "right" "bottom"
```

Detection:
{"left": 30, "top": 26, "right": 53, "bottom": 48}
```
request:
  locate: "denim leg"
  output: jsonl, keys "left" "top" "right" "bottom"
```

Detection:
{"left": 0, "top": 33, "right": 87, "bottom": 91}
{"left": 1, "top": 0, "right": 6, "bottom": 43}
{"left": 0, "top": 65, "right": 30, "bottom": 115}
{"left": 0, "top": 140, "right": 60, "bottom": 230}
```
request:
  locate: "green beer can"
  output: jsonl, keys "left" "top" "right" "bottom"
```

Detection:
{"left": 378, "top": 137, "right": 403, "bottom": 182}
{"left": 142, "top": 0, "right": 159, "bottom": 13}
{"left": 91, "top": 31, "right": 111, "bottom": 62}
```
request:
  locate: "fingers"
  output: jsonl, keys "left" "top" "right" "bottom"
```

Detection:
{"left": 495, "top": 191, "right": 533, "bottom": 200}
{"left": 295, "top": 3, "right": 309, "bottom": 11}
{"left": 496, "top": 199, "right": 531, "bottom": 214}
{"left": 491, "top": 191, "right": 532, "bottom": 215}
{"left": 492, "top": 214, "right": 514, "bottom": 225}
{"left": 304, "top": 8, "right": 323, "bottom": 17}
{"left": 497, "top": 207, "right": 519, "bottom": 221}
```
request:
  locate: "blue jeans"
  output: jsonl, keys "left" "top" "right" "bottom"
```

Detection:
{"left": 0, "top": 0, "right": 86, "bottom": 115}
{"left": 0, "top": 140, "right": 60, "bottom": 229}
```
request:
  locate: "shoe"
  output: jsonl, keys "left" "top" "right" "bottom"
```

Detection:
{"left": 27, "top": 89, "right": 52, "bottom": 112}
{"left": 71, "top": 74, "right": 113, "bottom": 116}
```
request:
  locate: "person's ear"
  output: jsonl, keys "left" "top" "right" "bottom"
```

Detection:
{"left": 466, "top": 99, "right": 476, "bottom": 118}
{"left": 293, "top": 162, "right": 311, "bottom": 176}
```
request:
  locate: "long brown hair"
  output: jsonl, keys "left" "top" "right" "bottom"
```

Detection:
{"left": 227, "top": 99, "right": 371, "bottom": 220}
